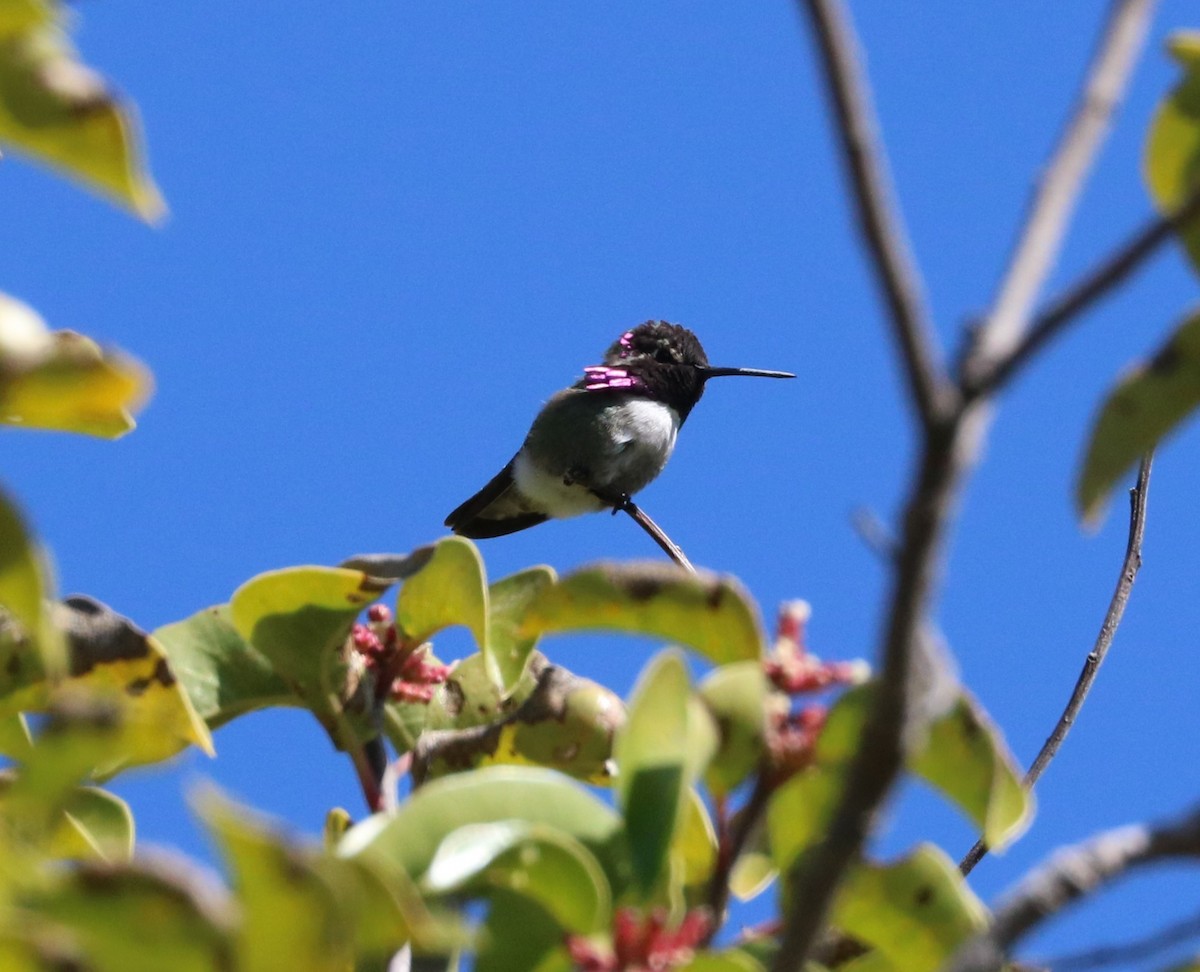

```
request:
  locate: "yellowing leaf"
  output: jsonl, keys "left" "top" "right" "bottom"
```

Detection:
{"left": 1077, "top": 309, "right": 1200, "bottom": 521}
{"left": 396, "top": 537, "right": 488, "bottom": 660}
{"left": 0, "top": 595, "right": 213, "bottom": 777}
{"left": 523, "top": 562, "right": 764, "bottom": 665}
{"left": 53, "top": 596, "right": 214, "bottom": 769}
{"left": 0, "top": 24, "right": 164, "bottom": 219}
{"left": 0, "top": 294, "right": 151, "bottom": 438}
{"left": 0, "top": 0, "right": 52, "bottom": 40}
{"left": 1145, "top": 31, "right": 1200, "bottom": 272}
{"left": 910, "top": 694, "right": 1031, "bottom": 849}
{"left": 833, "top": 846, "right": 987, "bottom": 972}
{"left": 0, "top": 485, "right": 62, "bottom": 697}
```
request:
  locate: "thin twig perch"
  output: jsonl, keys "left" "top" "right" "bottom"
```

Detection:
{"left": 616, "top": 498, "right": 697, "bottom": 573}
{"left": 960, "top": 453, "right": 1153, "bottom": 875}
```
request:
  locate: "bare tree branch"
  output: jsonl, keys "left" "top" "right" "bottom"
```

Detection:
{"left": 961, "top": 454, "right": 1153, "bottom": 875}
{"left": 1043, "top": 909, "right": 1200, "bottom": 971}
{"left": 771, "top": 4, "right": 1158, "bottom": 968}
{"left": 971, "top": 188, "right": 1200, "bottom": 397}
{"left": 948, "top": 804, "right": 1200, "bottom": 972}
{"left": 964, "top": 0, "right": 1158, "bottom": 385}
{"left": 797, "top": 0, "right": 950, "bottom": 426}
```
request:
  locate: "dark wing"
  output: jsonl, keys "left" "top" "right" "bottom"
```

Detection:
{"left": 444, "top": 459, "right": 549, "bottom": 539}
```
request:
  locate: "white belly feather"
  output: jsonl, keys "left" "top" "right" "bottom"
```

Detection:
{"left": 515, "top": 397, "right": 680, "bottom": 520}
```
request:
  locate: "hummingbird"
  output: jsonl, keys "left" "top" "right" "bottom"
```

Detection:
{"left": 444, "top": 321, "right": 794, "bottom": 539}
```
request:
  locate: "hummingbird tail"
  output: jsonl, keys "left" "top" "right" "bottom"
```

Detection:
{"left": 444, "top": 460, "right": 550, "bottom": 539}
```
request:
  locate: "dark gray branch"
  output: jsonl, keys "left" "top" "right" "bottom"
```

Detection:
{"left": 796, "top": 0, "right": 949, "bottom": 426}
{"left": 948, "top": 804, "right": 1200, "bottom": 972}
{"left": 771, "top": 4, "right": 1157, "bottom": 968}
{"left": 961, "top": 454, "right": 1153, "bottom": 875}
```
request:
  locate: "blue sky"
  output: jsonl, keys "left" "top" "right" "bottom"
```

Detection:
{"left": 5, "top": 2, "right": 1199, "bottom": 964}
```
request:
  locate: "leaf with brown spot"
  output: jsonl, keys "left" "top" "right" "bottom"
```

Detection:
{"left": 18, "top": 854, "right": 236, "bottom": 972}
{"left": 831, "top": 846, "right": 987, "bottom": 972}
{"left": 0, "top": 21, "right": 164, "bottom": 219}
{"left": 522, "top": 562, "right": 764, "bottom": 666}
{"left": 1077, "top": 308, "right": 1200, "bottom": 522}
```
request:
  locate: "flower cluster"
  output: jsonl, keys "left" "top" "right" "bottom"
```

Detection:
{"left": 349, "top": 604, "right": 450, "bottom": 704}
{"left": 566, "top": 908, "right": 712, "bottom": 971}
{"left": 763, "top": 601, "right": 867, "bottom": 779}
{"left": 764, "top": 600, "right": 867, "bottom": 696}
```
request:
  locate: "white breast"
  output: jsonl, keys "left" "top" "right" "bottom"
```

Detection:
{"left": 514, "top": 396, "right": 681, "bottom": 520}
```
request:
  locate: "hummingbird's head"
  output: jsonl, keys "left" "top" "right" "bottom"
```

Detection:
{"left": 578, "top": 321, "right": 794, "bottom": 422}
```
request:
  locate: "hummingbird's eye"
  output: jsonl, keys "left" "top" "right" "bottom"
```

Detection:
{"left": 653, "top": 346, "right": 676, "bottom": 364}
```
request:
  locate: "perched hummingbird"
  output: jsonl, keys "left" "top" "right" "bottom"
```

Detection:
{"left": 445, "top": 321, "right": 794, "bottom": 539}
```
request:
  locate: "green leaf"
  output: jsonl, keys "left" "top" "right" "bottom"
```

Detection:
{"left": 671, "top": 787, "right": 718, "bottom": 905}
{"left": 21, "top": 856, "right": 235, "bottom": 972}
{"left": 339, "top": 766, "right": 630, "bottom": 894}
{"left": 503, "top": 672, "right": 623, "bottom": 784}
{"left": 474, "top": 889, "right": 573, "bottom": 972}
{"left": 1145, "top": 32, "right": 1200, "bottom": 272}
{"left": 424, "top": 820, "right": 611, "bottom": 934}
{"left": 396, "top": 535, "right": 488, "bottom": 651}
{"left": 523, "top": 562, "right": 764, "bottom": 666}
{"left": 488, "top": 565, "right": 556, "bottom": 693}
{"left": 0, "top": 293, "right": 152, "bottom": 437}
{"left": 230, "top": 565, "right": 394, "bottom": 745}
{"left": 909, "top": 693, "right": 1031, "bottom": 849}
{"left": 0, "top": 484, "right": 62, "bottom": 696}
{"left": 0, "top": 24, "right": 164, "bottom": 219}
{"left": 57, "top": 786, "right": 135, "bottom": 862}
{"left": 729, "top": 816, "right": 774, "bottom": 903}
{"left": 698, "top": 660, "right": 770, "bottom": 796}
{"left": 0, "top": 711, "right": 31, "bottom": 758}
{"left": 1077, "top": 308, "right": 1199, "bottom": 522}
{"left": 771, "top": 683, "right": 1030, "bottom": 867}
{"left": 615, "top": 650, "right": 692, "bottom": 894}
{"left": 200, "top": 790, "right": 428, "bottom": 970}
{"left": 153, "top": 604, "right": 293, "bottom": 730}
{"left": 832, "top": 846, "right": 987, "bottom": 972}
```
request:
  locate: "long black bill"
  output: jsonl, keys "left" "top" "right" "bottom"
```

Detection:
{"left": 698, "top": 365, "right": 796, "bottom": 380}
